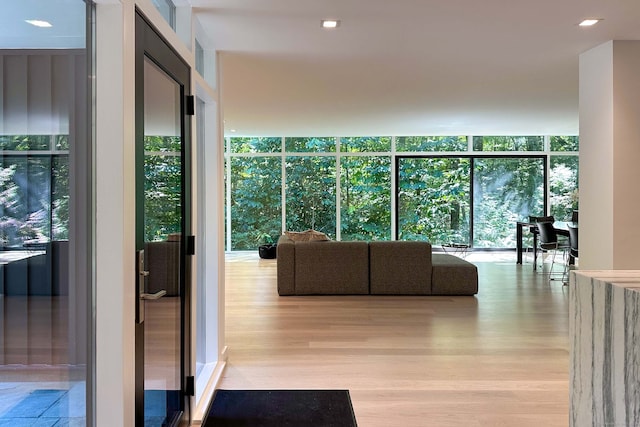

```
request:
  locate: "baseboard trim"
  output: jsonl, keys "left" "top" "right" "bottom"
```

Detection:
{"left": 191, "top": 358, "right": 227, "bottom": 425}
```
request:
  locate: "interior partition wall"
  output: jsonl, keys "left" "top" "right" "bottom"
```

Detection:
{"left": 0, "top": 1, "right": 92, "bottom": 425}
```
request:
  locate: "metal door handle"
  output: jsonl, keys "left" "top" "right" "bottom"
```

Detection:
{"left": 141, "top": 290, "right": 167, "bottom": 300}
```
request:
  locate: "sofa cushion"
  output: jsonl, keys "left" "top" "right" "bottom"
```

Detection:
{"left": 276, "top": 236, "right": 296, "bottom": 295}
{"left": 431, "top": 253, "right": 478, "bottom": 295}
{"left": 369, "top": 241, "right": 433, "bottom": 295}
{"left": 294, "top": 241, "right": 369, "bottom": 295}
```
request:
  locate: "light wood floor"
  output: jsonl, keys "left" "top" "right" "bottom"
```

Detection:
{"left": 219, "top": 252, "right": 570, "bottom": 427}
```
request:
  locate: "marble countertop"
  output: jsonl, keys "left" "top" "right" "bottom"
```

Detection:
{"left": 573, "top": 270, "right": 640, "bottom": 291}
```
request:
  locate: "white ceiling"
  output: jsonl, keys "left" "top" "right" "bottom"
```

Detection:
{"left": 194, "top": 0, "right": 640, "bottom": 137}
{"left": 1, "top": 1, "right": 86, "bottom": 49}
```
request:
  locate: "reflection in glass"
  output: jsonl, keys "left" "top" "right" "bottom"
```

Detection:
{"left": 0, "top": 0, "right": 89, "bottom": 425}
{"left": 195, "top": 39, "right": 204, "bottom": 77}
{"left": 151, "top": 0, "right": 176, "bottom": 29}
{"left": 142, "top": 56, "right": 183, "bottom": 425}
{"left": 144, "top": 136, "right": 182, "bottom": 242}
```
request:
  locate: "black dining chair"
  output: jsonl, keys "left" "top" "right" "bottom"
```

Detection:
{"left": 571, "top": 210, "right": 579, "bottom": 223}
{"left": 536, "top": 221, "right": 570, "bottom": 284}
{"left": 528, "top": 215, "right": 555, "bottom": 270}
{"left": 567, "top": 223, "right": 578, "bottom": 260}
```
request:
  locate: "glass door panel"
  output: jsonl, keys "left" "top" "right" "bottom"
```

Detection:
{"left": 397, "top": 157, "right": 470, "bottom": 244}
{"left": 472, "top": 157, "right": 544, "bottom": 248}
{"left": 139, "top": 56, "right": 183, "bottom": 426}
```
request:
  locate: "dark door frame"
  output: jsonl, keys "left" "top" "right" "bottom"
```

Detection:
{"left": 134, "top": 10, "right": 192, "bottom": 426}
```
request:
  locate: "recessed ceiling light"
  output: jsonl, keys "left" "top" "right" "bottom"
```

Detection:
{"left": 230, "top": 129, "right": 237, "bottom": 133}
{"left": 25, "top": 19, "right": 52, "bottom": 28}
{"left": 321, "top": 20, "right": 340, "bottom": 29}
{"left": 579, "top": 19, "right": 601, "bottom": 27}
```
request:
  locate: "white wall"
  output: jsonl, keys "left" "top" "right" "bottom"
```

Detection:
{"left": 579, "top": 41, "right": 640, "bottom": 269}
{"left": 95, "top": 1, "right": 136, "bottom": 426}
{"left": 94, "top": 0, "right": 225, "bottom": 425}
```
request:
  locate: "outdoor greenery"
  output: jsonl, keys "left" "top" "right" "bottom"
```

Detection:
{"left": 223, "top": 135, "right": 579, "bottom": 250}
{"left": 230, "top": 156, "right": 281, "bottom": 249}
{"left": 285, "top": 156, "right": 336, "bottom": 237}
{"left": 341, "top": 156, "right": 391, "bottom": 241}
{"left": 398, "top": 158, "right": 470, "bottom": 243}
{"left": 340, "top": 137, "right": 391, "bottom": 152}
{"left": 550, "top": 135, "right": 579, "bottom": 152}
{"left": 0, "top": 136, "right": 69, "bottom": 247}
{"left": 472, "top": 157, "right": 544, "bottom": 247}
{"left": 285, "top": 137, "right": 335, "bottom": 152}
{"left": 144, "top": 136, "right": 182, "bottom": 241}
{"left": 550, "top": 156, "right": 579, "bottom": 219}
{"left": 473, "top": 136, "right": 544, "bottom": 151}
{"left": 230, "top": 136, "right": 281, "bottom": 153}
{"left": 397, "top": 136, "right": 467, "bottom": 152}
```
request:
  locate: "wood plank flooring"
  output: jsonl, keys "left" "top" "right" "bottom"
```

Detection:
{"left": 219, "top": 253, "right": 570, "bottom": 427}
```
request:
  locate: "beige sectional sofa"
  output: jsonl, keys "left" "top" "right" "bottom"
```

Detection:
{"left": 276, "top": 235, "right": 478, "bottom": 296}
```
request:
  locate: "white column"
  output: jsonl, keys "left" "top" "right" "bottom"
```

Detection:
{"left": 579, "top": 41, "right": 640, "bottom": 270}
{"left": 95, "top": 2, "right": 136, "bottom": 426}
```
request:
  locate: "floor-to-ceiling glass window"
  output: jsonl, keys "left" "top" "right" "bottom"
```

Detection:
{"left": 225, "top": 135, "right": 578, "bottom": 251}
{"left": 284, "top": 137, "right": 337, "bottom": 237}
{"left": 340, "top": 137, "right": 391, "bottom": 241}
{"left": 285, "top": 155, "right": 336, "bottom": 238}
{"left": 473, "top": 157, "right": 545, "bottom": 248}
{"left": 228, "top": 137, "right": 282, "bottom": 250}
{"left": 0, "top": 1, "right": 91, "bottom": 424}
{"left": 397, "top": 157, "right": 471, "bottom": 244}
{"left": 549, "top": 136, "right": 579, "bottom": 220}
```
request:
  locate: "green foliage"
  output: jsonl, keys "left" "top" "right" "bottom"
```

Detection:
{"left": 550, "top": 136, "right": 579, "bottom": 152}
{"left": 55, "top": 135, "right": 70, "bottom": 150}
{"left": 340, "top": 156, "right": 391, "bottom": 240}
{"left": 144, "top": 136, "right": 182, "bottom": 242}
{"left": 398, "top": 158, "right": 470, "bottom": 244}
{"left": 472, "top": 158, "right": 544, "bottom": 247}
{"left": 0, "top": 135, "right": 51, "bottom": 151}
{"left": 285, "top": 156, "right": 336, "bottom": 237}
{"left": 550, "top": 156, "right": 579, "bottom": 219}
{"left": 396, "top": 136, "right": 467, "bottom": 152}
{"left": 340, "top": 137, "right": 391, "bottom": 152}
{"left": 229, "top": 137, "right": 281, "bottom": 153}
{"left": 285, "top": 137, "right": 335, "bottom": 152}
{"left": 473, "top": 136, "right": 543, "bottom": 151}
{"left": 0, "top": 156, "right": 63, "bottom": 246}
{"left": 226, "top": 135, "right": 580, "bottom": 250}
{"left": 52, "top": 157, "right": 69, "bottom": 240}
{"left": 230, "top": 156, "right": 282, "bottom": 250}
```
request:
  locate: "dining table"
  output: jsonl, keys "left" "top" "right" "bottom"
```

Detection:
{"left": 516, "top": 220, "right": 578, "bottom": 270}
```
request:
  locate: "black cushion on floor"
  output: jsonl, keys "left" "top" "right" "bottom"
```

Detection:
{"left": 204, "top": 389, "right": 358, "bottom": 427}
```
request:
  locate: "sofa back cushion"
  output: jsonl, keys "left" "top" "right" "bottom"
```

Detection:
{"left": 369, "top": 241, "right": 433, "bottom": 295}
{"left": 294, "top": 241, "right": 369, "bottom": 295}
{"left": 276, "top": 236, "right": 296, "bottom": 295}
